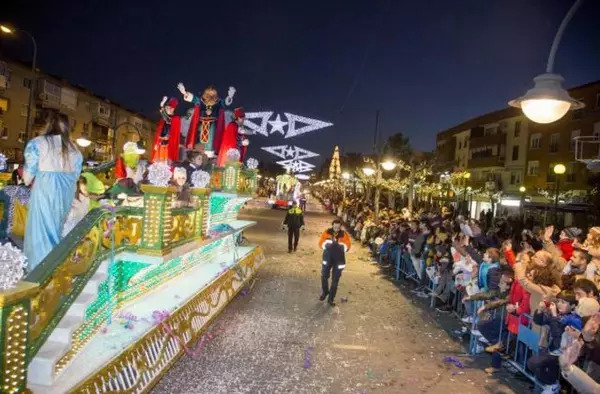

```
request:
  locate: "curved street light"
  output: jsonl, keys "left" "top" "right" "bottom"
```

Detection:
{"left": 362, "top": 166, "right": 375, "bottom": 176}
{"left": 508, "top": 0, "right": 585, "bottom": 124}
{"left": 380, "top": 160, "right": 397, "bottom": 171}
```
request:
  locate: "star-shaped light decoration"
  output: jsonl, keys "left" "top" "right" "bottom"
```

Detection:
{"left": 285, "top": 146, "right": 296, "bottom": 158}
{"left": 243, "top": 111, "right": 274, "bottom": 137}
{"left": 284, "top": 113, "right": 333, "bottom": 139}
{"left": 268, "top": 114, "right": 288, "bottom": 135}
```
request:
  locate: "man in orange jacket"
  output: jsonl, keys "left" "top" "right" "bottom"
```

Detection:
{"left": 318, "top": 219, "right": 351, "bottom": 306}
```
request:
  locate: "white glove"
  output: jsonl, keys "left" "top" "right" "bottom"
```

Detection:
{"left": 281, "top": 224, "right": 288, "bottom": 231}
{"left": 301, "top": 226, "right": 306, "bottom": 231}
{"left": 177, "top": 83, "right": 186, "bottom": 95}
{"left": 242, "top": 139, "right": 249, "bottom": 146}
{"left": 225, "top": 86, "right": 236, "bottom": 106}
{"left": 160, "top": 96, "right": 168, "bottom": 107}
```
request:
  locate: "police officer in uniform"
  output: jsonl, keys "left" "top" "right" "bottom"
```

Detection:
{"left": 318, "top": 219, "right": 352, "bottom": 306}
{"left": 282, "top": 201, "right": 305, "bottom": 253}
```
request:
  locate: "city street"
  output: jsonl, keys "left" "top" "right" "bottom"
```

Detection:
{"left": 151, "top": 199, "right": 529, "bottom": 394}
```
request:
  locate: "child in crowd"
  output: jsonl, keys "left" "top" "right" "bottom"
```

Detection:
{"left": 572, "top": 279, "right": 600, "bottom": 318}
{"left": 528, "top": 291, "right": 583, "bottom": 394}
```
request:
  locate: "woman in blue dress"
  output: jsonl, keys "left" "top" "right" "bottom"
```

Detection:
{"left": 23, "top": 111, "right": 83, "bottom": 272}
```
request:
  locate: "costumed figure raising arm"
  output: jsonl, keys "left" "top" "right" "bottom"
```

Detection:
{"left": 151, "top": 96, "right": 181, "bottom": 164}
{"left": 178, "top": 83, "right": 236, "bottom": 158}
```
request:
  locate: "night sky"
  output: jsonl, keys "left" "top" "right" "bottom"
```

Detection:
{"left": 2, "top": 0, "right": 600, "bottom": 166}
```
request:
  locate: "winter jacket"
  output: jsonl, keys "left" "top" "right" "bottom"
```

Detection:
{"left": 319, "top": 228, "right": 351, "bottom": 266}
{"left": 557, "top": 239, "right": 575, "bottom": 261}
{"left": 504, "top": 250, "right": 531, "bottom": 334}
{"left": 283, "top": 207, "right": 305, "bottom": 228}
{"left": 466, "top": 245, "right": 501, "bottom": 292}
{"left": 533, "top": 310, "right": 582, "bottom": 354}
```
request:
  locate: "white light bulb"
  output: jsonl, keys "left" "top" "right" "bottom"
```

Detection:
{"left": 521, "top": 99, "right": 571, "bottom": 124}
{"left": 381, "top": 161, "right": 396, "bottom": 171}
{"left": 363, "top": 167, "right": 375, "bottom": 176}
{"left": 76, "top": 138, "right": 92, "bottom": 147}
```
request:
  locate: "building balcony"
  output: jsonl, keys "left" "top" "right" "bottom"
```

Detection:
{"left": 468, "top": 155, "right": 505, "bottom": 169}
{"left": 469, "top": 133, "right": 506, "bottom": 149}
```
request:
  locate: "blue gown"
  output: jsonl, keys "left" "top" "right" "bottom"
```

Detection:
{"left": 23, "top": 135, "right": 83, "bottom": 272}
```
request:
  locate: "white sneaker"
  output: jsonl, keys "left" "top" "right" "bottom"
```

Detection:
{"left": 541, "top": 383, "right": 560, "bottom": 394}
{"left": 461, "top": 316, "right": 473, "bottom": 324}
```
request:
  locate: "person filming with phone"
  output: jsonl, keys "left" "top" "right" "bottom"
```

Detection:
{"left": 318, "top": 219, "right": 351, "bottom": 306}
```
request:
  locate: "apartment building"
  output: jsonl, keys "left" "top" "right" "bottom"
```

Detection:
{"left": 434, "top": 80, "right": 600, "bottom": 220}
{"left": 524, "top": 81, "right": 600, "bottom": 199}
{"left": 0, "top": 56, "right": 155, "bottom": 164}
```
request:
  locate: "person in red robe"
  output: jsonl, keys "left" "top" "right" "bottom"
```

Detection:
{"left": 151, "top": 97, "right": 181, "bottom": 163}
{"left": 216, "top": 107, "right": 248, "bottom": 167}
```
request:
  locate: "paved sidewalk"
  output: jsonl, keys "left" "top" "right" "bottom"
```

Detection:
{"left": 152, "top": 203, "right": 529, "bottom": 394}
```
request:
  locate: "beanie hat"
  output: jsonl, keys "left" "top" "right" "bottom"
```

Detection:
{"left": 563, "top": 227, "right": 582, "bottom": 239}
{"left": 576, "top": 297, "right": 600, "bottom": 318}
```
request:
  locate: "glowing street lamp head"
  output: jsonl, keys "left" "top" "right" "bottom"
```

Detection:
{"left": 509, "top": 73, "right": 584, "bottom": 124}
{"left": 464, "top": 172, "right": 471, "bottom": 179}
{"left": 519, "top": 186, "right": 526, "bottom": 193}
{"left": 553, "top": 163, "right": 566, "bottom": 175}
{"left": 76, "top": 137, "right": 92, "bottom": 148}
{"left": 362, "top": 166, "right": 376, "bottom": 176}
{"left": 380, "top": 160, "right": 397, "bottom": 171}
{"left": 342, "top": 172, "right": 350, "bottom": 180}
{"left": 0, "top": 25, "right": 14, "bottom": 34}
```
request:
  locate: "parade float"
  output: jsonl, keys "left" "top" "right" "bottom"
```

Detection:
{"left": 267, "top": 169, "right": 301, "bottom": 209}
{"left": 0, "top": 85, "right": 264, "bottom": 393}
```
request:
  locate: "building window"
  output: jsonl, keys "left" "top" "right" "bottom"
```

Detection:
{"left": 514, "top": 121, "right": 521, "bottom": 137}
{"left": 60, "top": 88, "right": 78, "bottom": 111}
{"left": 527, "top": 161, "right": 539, "bottom": 176}
{"left": 570, "top": 130, "right": 581, "bottom": 152}
{"left": 549, "top": 133, "right": 560, "bottom": 153}
{"left": 512, "top": 145, "right": 519, "bottom": 161}
{"left": 484, "top": 126, "right": 497, "bottom": 136}
{"left": 0, "top": 122, "right": 7, "bottom": 139}
{"left": 21, "top": 104, "right": 28, "bottom": 117}
{"left": 18, "top": 130, "right": 25, "bottom": 143}
{"left": 0, "top": 97, "right": 8, "bottom": 113}
{"left": 23, "top": 78, "right": 32, "bottom": 89}
{"left": 596, "top": 93, "right": 600, "bottom": 108}
{"left": 510, "top": 172, "right": 521, "bottom": 185}
{"left": 97, "top": 104, "right": 110, "bottom": 117}
{"left": 530, "top": 133, "right": 541, "bottom": 149}
{"left": 566, "top": 162, "right": 576, "bottom": 183}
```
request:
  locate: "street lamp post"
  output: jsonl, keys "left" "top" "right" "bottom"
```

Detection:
{"left": 342, "top": 171, "right": 350, "bottom": 202}
{"left": 519, "top": 185, "right": 526, "bottom": 221}
{"left": 78, "top": 121, "right": 146, "bottom": 157}
{"left": 509, "top": 0, "right": 586, "bottom": 123}
{"left": 463, "top": 172, "right": 471, "bottom": 216}
{"left": 0, "top": 25, "right": 37, "bottom": 144}
{"left": 553, "top": 163, "right": 566, "bottom": 224}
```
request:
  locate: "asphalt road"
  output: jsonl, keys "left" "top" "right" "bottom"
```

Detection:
{"left": 151, "top": 200, "right": 529, "bottom": 394}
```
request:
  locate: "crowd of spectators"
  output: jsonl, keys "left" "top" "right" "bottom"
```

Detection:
{"left": 314, "top": 188, "right": 600, "bottom": 394}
